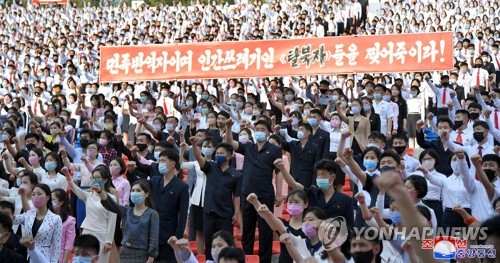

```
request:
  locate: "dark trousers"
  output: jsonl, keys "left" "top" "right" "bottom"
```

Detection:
{"left": 423, "top": 200, "right": 443, "bottom": 228}
{"left": 442, "top": 207, "right": 471, "bottom": 231}
{"left": 188, "top": 208, "right": 196, "bottom": 241}
{"left": 156, "top": 244, "right": 175, "bottom": 263}
{"left": 204, "top": 212, "right": 233, "bottom": 261}
{"left": 436, "top": 107, "right": 449, "bottom": 118}
{"left": 242, "top": 197, "right": 274, "bottom": 263}
{"left": 345, "top": 18, "right": 354, "bottom": 34}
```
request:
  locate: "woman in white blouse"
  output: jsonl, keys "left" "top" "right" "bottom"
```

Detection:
{"left": 418, "top": 149, "right": 446, "bottom": 228}
{"left": 40, "top": 152, "right": 68, "bottom": 191}
{"left": 420, "top": 151, "right": 472, "bottom": 230}
{"left": 0, "top": 170, "right": 36, "bottom": 235}
{"left": 63, "top": 164, "right": 117, "bottom": 263}
{"left": 179, "top": 138, "right": 214, "bottom": 256}
{"left": 15, "top": 183, "right": 62, "bottom": 263}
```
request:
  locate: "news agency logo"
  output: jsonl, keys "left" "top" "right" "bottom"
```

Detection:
{"left": 422, "top": 237, "right": 496, "bottom": 260}
{"left": 421, "top": 236, "right": 468, "bottom": 259}
{"left": 318, "top": 216, "right": 348, "bottom": 250}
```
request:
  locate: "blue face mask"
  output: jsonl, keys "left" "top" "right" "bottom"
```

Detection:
{"left": 297, "top": 130, "right": 305, "bottom": 140}
{"left": 72, "top": 256, "right": 93, "bottom": 263}
{"left": 363, "top": 105, "right": 371, "bottom": 112}
{"left": 154, "top": 151, "right": 160, "bottom": 160}
{"left": 202, "top": 147, "right": 214, "bottom": 157}
{"left": 236, "top": 102, "right": 244, "bottom": 108}
{"left": 308, "top": 118, "right": 318, "bottom": 127}
{"left": 285, "top": 94, "right": 294, "bottom": 101}
{"left": 316, "top": 178, "right": 330, "bottom": 190}
{"left": 45, "top": 161, "right": 57, "bottom": 172}
{"left": 390, "top": 211, "right": 402, "bottom": 225}
{"left": 130, "top": 192, "right": 144, "bottom": 205}
{"left": 363, "top": 160, "right": 378, "bottom": 170}
{"left": 373, "top": 93, "right": 382, "bottom": 100}
{"left": 351, "top": 106, "right": 360, "bottom": 114}
{"left": 202, "top": 94, "right": 209, "bottom": 100}
{"left": 90, "top": 179, "right": 104, "bottom": 189}
{"left": 158, "top": 163, "right": 169, "bottom": 174}
{"left": 140, "top": 96, "right": 147, "bottom": 103}
{"left": 254, "top": 131, "right": 267, "bottom": 143}
{"left": 215, "top": 155, "right": 227, "bottom": 165}
{"left": 161, "top": 91, "right": 168, "bottom": 97}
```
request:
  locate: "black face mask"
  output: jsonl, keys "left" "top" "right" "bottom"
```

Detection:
{"left": 484, "top": 169, "right": 497, "bottom": 182}
{"left": 475, "top": 64, "right": 483, "bottom": 68}
{"left": 469, "top": 112, "right": 480, "bottom": 120}
{"left": 453, "top": 121, "right": 464, "bottom": 130}
{"left": 26, "top": 143, "right": 36, "bottom": 152}
{"left": 473, "top": 132, "right": 485, "bottom": 142}
{"left": 136, "top": 143, "right": 148, "bottom": 152}
{"left": 394, "top": 146, "right": 406, "bottom": 155}
{"left": 80, "top": 138, "right": 89, "bottom": 149}
{"left": 441, "top": 82, "right": 449, "bottom": 87}
{"left": 352, "top": 250, "right": 375, "bottom": 263}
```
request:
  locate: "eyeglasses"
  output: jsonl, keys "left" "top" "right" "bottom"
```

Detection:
{"left": 87, "top": 146, "right": 98, "bottom": 150}
{"left": 90, "top": 176, "right": 102, "bottom": 180}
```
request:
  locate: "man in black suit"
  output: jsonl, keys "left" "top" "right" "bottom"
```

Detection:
{"left": 279, "top": 123, "right": 321, "bottom": 188}
{"left": 415, "top": 117, "right": 454, "bottom": 176}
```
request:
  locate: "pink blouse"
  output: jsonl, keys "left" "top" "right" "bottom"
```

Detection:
{"left": 59, "top": 216, "right": 76, "bottom": 263}
{"left": 112, "top": 176, "right": 131, "bottom": 206}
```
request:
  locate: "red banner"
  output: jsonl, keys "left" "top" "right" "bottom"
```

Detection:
{"left": 99, "top": 32, "right": 453, "bottom": 82}
{"left": 33, "top": 0, "right": 68, "bottom": 4}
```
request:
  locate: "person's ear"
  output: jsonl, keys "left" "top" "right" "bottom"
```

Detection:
{"left": 373, "top": 243, "right": 381, "bottom": 255}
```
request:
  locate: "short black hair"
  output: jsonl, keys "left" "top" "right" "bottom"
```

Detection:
{"left": 368, "top": 131, "right": 387, "bottom": 145}
{"left": 25, "top": 132, "right": 41, "bottom": 142}
{"left": 473, "top": 121, "right": 489, "bottom": 131}
{"left": 437, "top": 116, "right": 453, "bottom": 128}
{"left": 0, "top": 211, "right": 12, "bottom": 231}
{"left": 0, "top": 201, "right": 14, "bottom": 214}
{"left": 405, "top": 175, "right": 428, "bottom": 199}
{"left": 379, "top": 151, "right": 401, "bottom": 166}
{"left": 482, "top": 154, "right": 500, "bottom": 167}
{"left": 455, "top": 110, "right": 470, "bottom": 120}
{"left": 299, "top": 122, "right": 313, "bottom": 133}
{"left": 218, "top": 247, "right": 245, "bottom": 263}
{"left": 468, "top": 102, "right": 482, "bottom": 111}
{"left": 419, "top": 149, "right": 440, "bottom": 164}
{"left": 392, "top": 134, "right": 408, "bottom": 144}
{"left": 314, "top": 159, "right": 338, "bottom": 175}
{"left": 254, "top": 120, "right": 272, "bottom": 133}
{"left": 217, "top": 142, "right": 234, "bottom": 156}
{"left": 74, "top": 234, "right": 100, "bottom": 255}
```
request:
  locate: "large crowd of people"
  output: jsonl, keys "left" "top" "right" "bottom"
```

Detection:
{"left": 0, "top": 0, "right": 499, "bottom": 262}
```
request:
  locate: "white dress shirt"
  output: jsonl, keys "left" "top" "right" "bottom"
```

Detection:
{"left": 427, "top": 158, "right": 471, "bottom": 209}
{"left": 373, "top": 100, "right": 394, "bottom": 135}
{"left": 422, "top": 170, "right": 447, "bottom": 201}
{"left": 469, "top": 67, "right": 489, "bottom": 88}
{"left": 460, "top": 156, "right": 496, "bottom": 222}
{"left": 181, "top": 160, "right": 206, "bottom": 207}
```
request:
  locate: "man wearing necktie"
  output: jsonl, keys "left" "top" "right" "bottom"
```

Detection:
{"left": 472, "top": 57, "right": 490, "bottom": 91}
{"left": 491, "top": 43, "right": 500, "bottom": 84}
{"left": 426, "top": 75, "right": 454, "bottom": 118}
